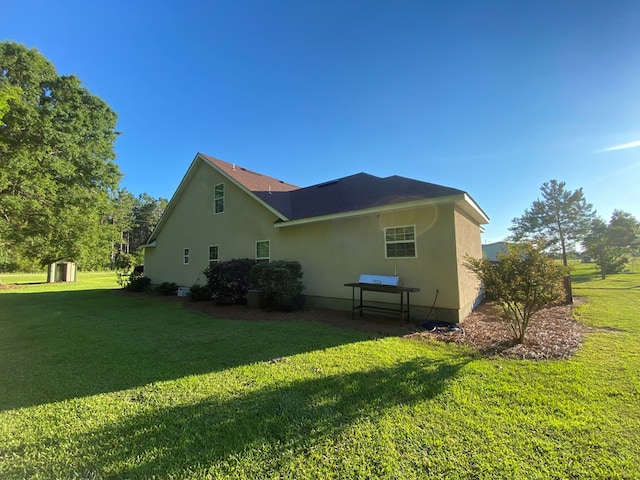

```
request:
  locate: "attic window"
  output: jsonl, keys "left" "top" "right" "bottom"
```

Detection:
{"left": 385, "top": 225, "right": 416, "bottom": 259}
{"left": 214, "top": 183, "right": 224, "bottom": 214}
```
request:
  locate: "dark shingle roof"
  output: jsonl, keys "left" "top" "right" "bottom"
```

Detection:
{"left": 200, "top": 153, "right": 299, "bottom": 192}
{"left": 253, "top": 172, "right": 464, "bottom": 221}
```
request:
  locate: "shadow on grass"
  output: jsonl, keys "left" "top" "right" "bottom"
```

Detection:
{"left": 56, "top": 356, "right": 469, "bottom": 478}
{"left": 0, "top": 289, "right": 372, "bottom": 411}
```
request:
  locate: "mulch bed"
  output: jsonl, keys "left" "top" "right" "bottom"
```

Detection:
{"left": 113, "top": 291, "right": 587, "bottom": 360}
{"left": 406, "top": 301, "right": 586, "bottom": 360}
{"left": 175, "top": 294, "right": 586, "bottom": 361}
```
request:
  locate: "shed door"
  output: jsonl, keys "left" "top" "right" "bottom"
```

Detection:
{"left": 55, "top": 263, "right": 67, "bottom": 282}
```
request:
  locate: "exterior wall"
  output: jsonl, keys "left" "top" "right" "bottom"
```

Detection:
{"left": 453, "top": 207, "right": 484, "bottom": 320}
{"left": 273, "top": 203, "right": 462, "bottom": 319}
{"left": 144, "top": 161, "right": 280, "bottom": 286}
{"left": 145, "top": 159, "right": 485, "bottom": 322}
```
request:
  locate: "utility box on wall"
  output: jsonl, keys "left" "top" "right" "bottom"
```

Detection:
{"left": 47, "top": 260, "right": 77, "bottom": 283}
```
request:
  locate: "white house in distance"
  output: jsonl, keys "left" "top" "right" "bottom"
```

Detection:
{"left": 143, "top": 153, "right": 490, "bottom": 322}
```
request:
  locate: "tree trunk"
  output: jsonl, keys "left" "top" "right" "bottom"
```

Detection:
{"left": 563, "top": 275, "right": 573, "bottom": 304}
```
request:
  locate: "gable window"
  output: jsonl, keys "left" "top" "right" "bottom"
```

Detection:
{"left": 208, "top": 245, "right": 219, "bottom": 265}
{"left": 385, "top": 225, "right": 416, "bottom": 258}
{"left": 256, "top": 240, "right": 270, "bottom": 263}
{"left": 183, "top": 248, "right": 190, "bottom": 265}
{"left": 214, "top": 183, "right": 224, "bottom": 214}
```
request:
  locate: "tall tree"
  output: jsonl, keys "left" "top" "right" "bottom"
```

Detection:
{"left": 583, "top": 210, "right": 640, "bottom": 279}
{"left": 0, "top": 42, "right": 121, "bottom": 268}
{"left": 510, "top": 179, "right": 596, "bottom": 267}
{"left": 128, "top": 193, "right": 168, "bottom": 255}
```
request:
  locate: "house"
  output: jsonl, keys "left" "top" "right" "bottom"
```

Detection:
{"left": 482, "top": 241, "right": 510, "bottom": 262}
{"left": 143, "top": 153, "right": 490, "bottom": 322}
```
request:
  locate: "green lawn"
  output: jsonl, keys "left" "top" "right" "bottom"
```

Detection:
{"left": 0, "top": 268, "right": 638, "bottom": 479}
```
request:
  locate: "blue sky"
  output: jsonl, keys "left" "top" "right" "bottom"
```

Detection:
{"left": 4, "top": 0, "right": 640, "bottom": 243}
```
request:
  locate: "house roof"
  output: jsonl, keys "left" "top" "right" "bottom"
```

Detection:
{"left": 146, "top": 152, "right": 489, "bottom": 244}
{"left": 252, "top": 172, "right": 469, "bottom": 221}
{"left": 200, "top": 153, "right": 299, "bottom": 193}
{"left": 199, "top": 152, "right": 489, "bottom": 225}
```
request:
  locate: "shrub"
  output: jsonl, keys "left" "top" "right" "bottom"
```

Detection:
{"left": 188, "top": 283, "right": 211, "bottom": 301}
{"left": 465, "top": 242, "right": 568, "bottom": 344}
{"left": 250, "top": 260, "right": 305, "bottom": 311}
{"left": 204, "top": 258, "right": 255, "bottom": 304}
{"left": 156, "top": 282, "right": 179, "bottom": 296}
{"left": 124, "top": 274, "right": 151, "bottom": 292}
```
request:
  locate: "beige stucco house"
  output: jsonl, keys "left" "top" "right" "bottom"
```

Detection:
{"left": 143, "top": 153, "right": 489, "bottom": 322}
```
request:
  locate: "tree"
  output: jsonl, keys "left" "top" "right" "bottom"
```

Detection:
{"left": 465, "top": 242, "right": 568, "bottom": 344}
{"left": 0, "top": 42, "right": 121, "bottom": 269}
{"left": 128, "top": 193, "right": 168, "bottom": 256}
{"left": 510, "top": 180, "right": 596, "bottom": 267}
{"left": 583, "top": 210, "right": 640, "bottom": 279}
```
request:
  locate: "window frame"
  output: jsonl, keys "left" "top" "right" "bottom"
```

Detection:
{"left": 255, "top": 240, "right": 270, "bottom": 263}
{"left": 208, "top": 245, "right": 219, "bottom": 266}
{"left": 213, "top": 183, "right": 225, "bottom": 214}
{"left": 384, "top": 225, "right": 417, "bottom": 259}
{"left": 183, "top": 247, "right": 190, "bottom": 265}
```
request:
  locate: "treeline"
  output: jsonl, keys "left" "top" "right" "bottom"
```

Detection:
{"left": 0, "top": 42, "right": 166, "bottom": 272}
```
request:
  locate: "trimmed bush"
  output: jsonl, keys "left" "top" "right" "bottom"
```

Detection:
{"left": 204, "top": 258, "right": 255, "bottom": 305}
{"left": 156, "top": 282, "right": 179, "bottom": 296}
{"left": 188, "top": 283, "right": 211, "bottom": 301}
{"left": 124, "top": 274, "right": 151, "bottom": 292}
{"left": 250, "top": 260, "right": 305, "bottom": 311}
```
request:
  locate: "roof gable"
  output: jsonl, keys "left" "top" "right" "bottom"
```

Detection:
{"left": 147, "top": 153, "right": 489, "bottom": 243}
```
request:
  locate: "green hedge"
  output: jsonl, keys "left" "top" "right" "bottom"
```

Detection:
{"left": 250, "top": 260, "right": 305, "bottom": 311}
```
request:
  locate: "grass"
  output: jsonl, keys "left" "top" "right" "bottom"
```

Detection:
{"left": 0, "top": 267, "right": 638, "bottom": 479}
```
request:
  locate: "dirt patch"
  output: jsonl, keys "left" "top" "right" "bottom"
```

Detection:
{"left": 0, "top": 283, "right": 27, "bottom": 290}
{"left": 120, "top": 291, "right": 587, "bottom": 360}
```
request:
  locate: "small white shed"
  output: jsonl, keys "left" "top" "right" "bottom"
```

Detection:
{"left": 47, "top": 260, "right": 77, "bottom": 283}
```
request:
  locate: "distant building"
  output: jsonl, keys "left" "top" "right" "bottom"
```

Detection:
{"left": 482, "top": 241, "right": 510, "bottom": 262}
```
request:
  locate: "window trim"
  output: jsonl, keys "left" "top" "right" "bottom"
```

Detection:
{"left": 214, "top": 183, "right": 225, "bottom": 214}
{"left": 183, "top": 247, "right": 190, "bottom": 265}
{"left": 384, "top": 225, "right": 417, "bottom": 259}
{"left": 255, "top": 240, "right": 270, "bottom": 263}
{"left": 208, "top": 245, "right": 219, "bottom": 265}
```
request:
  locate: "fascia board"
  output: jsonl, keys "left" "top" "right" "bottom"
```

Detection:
{"left": 273, "top": 194, "right": 466, "bottom": 228}
{"left": 458, "top": 193, "right": 490, "bottom": 224}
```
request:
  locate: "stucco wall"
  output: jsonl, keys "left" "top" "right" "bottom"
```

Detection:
{"left": 144, "top": 161, "right": 280, "bottom": 286}
{"left": 274, "top": 204, "right": 461, "bottom": 314}
{"left": 145, "top": 159, "right": 486, "bottom": 321}
{"left": 453, "top": 207, "right": 484, "bottom": 320}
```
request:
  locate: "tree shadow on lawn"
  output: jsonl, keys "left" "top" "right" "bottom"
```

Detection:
{"left": 60, "top": 356, "right": 470, "bottom": 479}
{"left": 0, "top": 289, "right": 373, "bottom": 411}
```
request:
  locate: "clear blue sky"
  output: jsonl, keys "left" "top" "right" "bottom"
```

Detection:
{"left": 4, "top": 0, "right": 640, "bottom": 243}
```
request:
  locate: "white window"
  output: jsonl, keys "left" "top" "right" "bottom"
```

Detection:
{"left": 256, "top": 240, "right": 270, "bottom": 263}
{"left": 208, "top": 245, "right": 219, "bottom": 265}
{"left": 183, "top": 248, "right": 190, "bottom": 265}
{"left": 214, "top": 183, "right": 224, "bottom": 214}
{"left": 384, "top": 225, "right": 416, "bottom": 258}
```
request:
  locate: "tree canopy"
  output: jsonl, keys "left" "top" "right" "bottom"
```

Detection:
{"left": 583, "top": 210, "right": 640, "bottom": 279}
{"left": 509, "top": 179, "right": 596, "bottom": 266}
{"left": 1, "top": 42, "right": 121, "bottom": 269}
